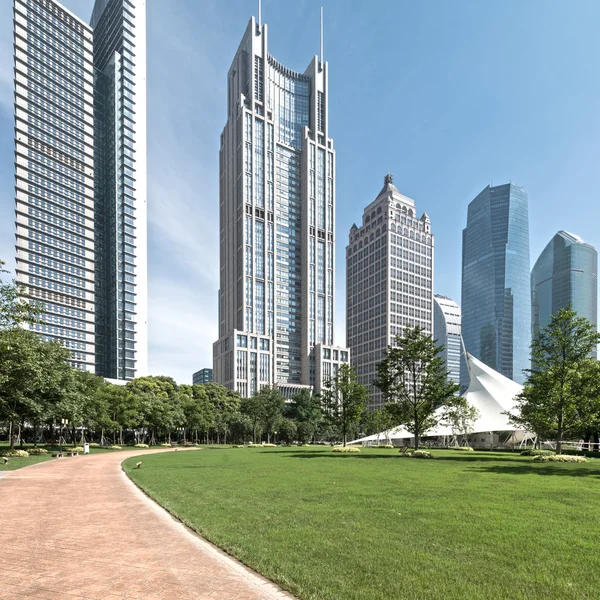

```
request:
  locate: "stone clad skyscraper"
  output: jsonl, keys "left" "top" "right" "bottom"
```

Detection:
{"left": 461, "top": 183, "right": 530, "bottom": 386}
{"left": 12, "top": 0, "right": 147, "bottom": 380}
{"left": 347, "top": 175, "right": 434, "bottom": 407}
{"left": 213, "top": 15, "right": 349, "bottom": 397}
{"left": 531, "top": 231, "right": 597, "bottom": 355}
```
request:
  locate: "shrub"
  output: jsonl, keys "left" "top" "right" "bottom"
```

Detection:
{"left": 247, "top": 444, "right": 259, "bottom": 448}
{"left": 69, "top": 447, "right": 84, "bottom": 453}
{"left": 1, "top": 449, "right": 29, "bottom": 458}
{"left": 232, "top": 444, "right": 245, "bottom": 448}
{"left": 533, "top": 454, "right": 588, "bottom": 463}
{"left": 332, "top": 446, "right": 361, "bottom": 453}
{"left": 160, "top": 443, "right": 171, "bottom": 447}
{"left": 520, "top": 449, "right": 555, "bottom": 456}
{"left": 107, "top": 445, "right": 122, "bottom": 450}
{"left": 404, "top": 450, "right": 434, "bottom": 459}
{"left": 262, "top": 443, "right": 277, "bottom": 447}
{"left": 88, "top": 442, "right": 100, "bottom": 447}
{"left": 377, "top": 444, "right": 394, "bottom": 449}
{"left": 134, "top": 443, "right": 149, "bottom": 448}
{"left": 28, "top": 448, "right": 48, "bottom": 455}
{"left": 450, "top": 446, "right": 474, "bottom": 452}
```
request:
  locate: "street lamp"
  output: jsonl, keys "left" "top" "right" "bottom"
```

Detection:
{"left": 60, "top": 418, "right": 68, "bottom": 455}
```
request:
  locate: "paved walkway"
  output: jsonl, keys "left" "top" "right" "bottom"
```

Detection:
{"left": 0, "top": 449, "right": 295, "bottom": 600}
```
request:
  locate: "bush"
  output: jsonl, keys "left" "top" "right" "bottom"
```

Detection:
{"left": 88, "top": 442, "right": 100, "bottom": 447}
{"left": 107, "top": 445, "right": 122, "bottom": 450}
{"left": 1, "top": 449, "right": 29, "bottom": 458}
{"left": 450, "top": 446, "right": 474, "bottom": 452}
{"left": 377, "top": 444, "right": 395, "bottom": 449}
{"left": 28, "top": 448, "right": 48, "bottom": 455}
{"left": 134, "top": 443, "right": 149, "bottom": 448}
{"left": 232, "top": 444, "right": 246, "bottom": 448}
{"left": 332, "top": 446, "right": 361, "bottom": 453}
{"left": 69, "top": 447, "right": 84, "bottom": 453}
{"left": 262, "top": 443, "right": 276, "bottom": 447}
{"left": 160, "top": 443, "right": 171, "bottom": 447}
{"left": 521, "top": 449, "right": 555, "bottom": 456}
{"left": 404, "top": 450, "right": 434, "bottom": 459}
{"left": 533, "top": 454, "right": 588, "bottom": 463}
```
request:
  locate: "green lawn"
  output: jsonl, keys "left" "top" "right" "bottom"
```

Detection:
{"left": 124, "top": 446, "right": 600, "bottom": 600}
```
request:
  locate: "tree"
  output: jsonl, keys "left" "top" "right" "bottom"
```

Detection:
{"left": 287, "top": 389, "right": 324, "bottom": 442}
{"left": 259, "top": 386, "right": 285, "bottom": 443}
{"left": 446, "top": 397, "right": 480, "bottom": 446}
{"left": 322, "top": 364, "right": 369, "bottom": 446}
{"left": 204, "top": 383, "right": 240, "bottom": 444}
{"left": 374, "top": 327, "right": 460, "bottom": 450}
{"left": 509, "top": 308, "right": 600, "bottom": 453}
{"left": 241, "top": 394, "right": 265, "bottom": 444}
{"left": 277, "top": 418, "right": 297, "bottom": 444}
{"left": 0, "top": 260, "right": 40, "bottom": 330}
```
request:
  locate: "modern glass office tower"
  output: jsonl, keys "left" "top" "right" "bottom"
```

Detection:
{"left": 347, "top": 175, "right": 434, "bottom": 407}
{"left": 192, "top": 368, "right": 213, "bottom": 385}
{"left": 213, "top": 15, "right": 349, "bottom": 397}
{"left": 12, "top": 0, "right": 147, "bottom": 380}
{"left": 461, "top": 183, "right": 530, "bottom": 387}
{"left": 531, "top": 231, "right": 597, "bottom": 354}
{"left": 14, "top": 0, "right": 96, "bottom": 371}
{"left": 433, "top": 295, "right": 463, "bottom": 388}
{"left": 91, "top": 0, "right": 148, "bottom": 380}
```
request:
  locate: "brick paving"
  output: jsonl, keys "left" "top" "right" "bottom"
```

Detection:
{"left": 0, "top": 449, "right": 295, "bottom": 600}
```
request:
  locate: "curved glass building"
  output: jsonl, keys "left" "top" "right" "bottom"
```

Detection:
{"left": 433, "top": 295, "right": 463, "bottom": 388}
{"left": 461, "top": 183, "right": 530, "bottom": 386}
{"left": 531, "top": 231, "right": 597, "bottom": 355}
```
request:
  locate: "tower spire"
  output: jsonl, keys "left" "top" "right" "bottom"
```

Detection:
{"left": 258, "top": 0, "right": 262, "bottom": 27}
{"left": 320, "top": 7, "right": 324, "bottom": 66}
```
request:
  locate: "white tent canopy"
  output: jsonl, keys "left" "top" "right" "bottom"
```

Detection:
{"left": 348, "top": 352, "right": 524, "bottom": 445}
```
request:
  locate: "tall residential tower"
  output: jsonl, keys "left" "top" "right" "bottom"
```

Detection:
{"left": 461, "top": 183, "right": 530, "bottom": 386}
{"left": 347, "top": 175, "right": 434, "bottom": 407}
{"left": 531, "top": 231, "right": 597, "bottom": 352}
{"left": 212, "top": 15, "right": 349, "bottom": 397}
{"left": 12, "top": 0, "right": 147, "bottom": 380}
{"left": 433, "top": 295, "right": 463, "bottom": 388}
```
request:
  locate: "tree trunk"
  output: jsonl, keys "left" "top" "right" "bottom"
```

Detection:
{"left": 556, "top": 406, "right": 563, "bottom": 455}
{"left": 33, "top": 423, "right": 38, "bottom": 448}
{"left": 72, "top": 425, "right": 77, "bottom": 447}
{"left": 8, "top": 420, "right": 14, "bottom": 450}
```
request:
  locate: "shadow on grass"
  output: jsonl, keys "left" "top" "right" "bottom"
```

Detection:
{"left": 468, "top": 464, "right": 600, "bottom": 478}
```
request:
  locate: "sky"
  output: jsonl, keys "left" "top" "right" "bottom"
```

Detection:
{"left": 1, "top": 0, "right": 599, "bottom": 384}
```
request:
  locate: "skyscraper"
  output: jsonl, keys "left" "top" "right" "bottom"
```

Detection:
{"left": 433, "top": 295, "right": 463, "bottom": 388}
{"left": 347, "top": 175, "right": 434, "bottom": 407}
{"left": 213, "top": 14, "right": 349, "bottom": 398}
{"left": 12, "top": 0, "right": 147, "bottom": 380}
{"left": 193, "top": 368, "right": 213, "bottom": 385}
{"left": 461, "top": 183, "right": 530, "bottom": 387}
{"left": 531, "top": 231, "right": 597, "bottom": 352}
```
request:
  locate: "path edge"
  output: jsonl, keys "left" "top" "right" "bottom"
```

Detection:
{"left": 119, "top": 452, "right": 297, "bottom": 600}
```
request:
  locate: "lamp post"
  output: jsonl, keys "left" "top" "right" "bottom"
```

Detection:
{"left": 60, "top": 418, "right": 68, "bottom": 455}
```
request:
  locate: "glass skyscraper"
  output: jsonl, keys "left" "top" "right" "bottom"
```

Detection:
{"left": 531, "top": 231, "right": 597, "bottom": 355}
{"left": 461, "top": 183, "right": 530, "bottom": 386}
{"left": 12, "top": 0, "right": 147, "bottom": 380}
{"left": 433, "top": 295, "right": 463, "bottom": 388}
{"left": 213, "top": 15, "right": 349, "bottom": 397}
{"left": 347, "top": 175, "right": 434, "bottom": 407}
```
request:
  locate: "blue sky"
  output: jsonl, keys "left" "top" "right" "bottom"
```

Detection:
{"left": 1, "top": 0, "right": 599, "bottom": 383}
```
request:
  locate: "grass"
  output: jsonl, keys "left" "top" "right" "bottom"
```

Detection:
{"left": 124, "top": 446, "right": 600, "bottom": 600}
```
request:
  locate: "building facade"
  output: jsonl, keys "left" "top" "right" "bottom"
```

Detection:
{"left": 433, "top": 294, "right": 463, "bottom": 388}
{"left": 347, "top": 175, "right": 434, "bottom": 407}
{"left": 531, "top": 231, "right": 597, "bottom": 354}
{"left": 212, "top": 15, "right": 349, "bottom": 397}
{"left": 461, "top": 183, "right": 530, "bottom": 387}
{"left": 12, "top": 0, "right": 147, "bottom": 380}
{"left": 192, "top": 368, "right": 213, "bottom": 385}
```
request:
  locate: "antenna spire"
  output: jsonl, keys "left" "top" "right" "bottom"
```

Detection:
{"left": 258, "top": 0, "right": 262, "bottom": 27}
{"left": 320, "top": 7, "right": 324, "bottom": 66}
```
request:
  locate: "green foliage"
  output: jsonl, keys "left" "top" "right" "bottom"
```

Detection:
{"left": 509, "top": 308, "right": 600, "bottom": 454}
{"left": 70, "top": 446, "right": 84, "bottom": 453}
{"left": 28, "top": 447, "right": 48, "bottom": 455}
{"left": 375, "top": 327, "right": 461, "bottom": 449}
{"left": 0, "top": 260, "right": 41, "bottom": 330}
{"left": 450, "top": 446, "right": 474, "bottom": 452}
{"left": 322, "top": 364, "right": 369, "bottom": 446}
{"left": 520, "top": 449, "right": 555, "bottom": 456}
{"left": 446, "top": 397, "right": 480, "bottom": 439}
{"left": 134, "top": 443, "right": 149, "bottom": 448}
{"left": 1, "top": 449, "right": 30, "bottom": 457}
{"left": 377, "top": 444, "right": 395, "bottom": 449}
{"left": 107, "top": 445, "right": 122, "bottom": 450}
{"left": 405, "top": 449, "right": 434, "bottom": 459}
{"left": 332, "top": 446, "right": 361, "bottom": 452}
{"left": 533, "top": 454, "right": 588, "bottom": 463}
